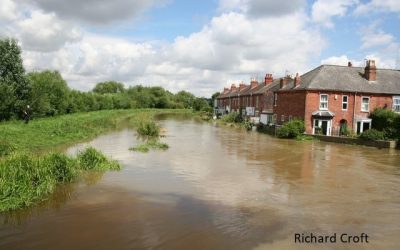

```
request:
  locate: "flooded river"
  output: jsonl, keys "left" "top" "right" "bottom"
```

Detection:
{"left": 1, "top": 115, "right": 400, "bottom": 249}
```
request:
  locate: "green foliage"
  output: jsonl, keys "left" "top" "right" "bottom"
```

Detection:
{"left": 277, "top": 119, "right": 305, "bottom": 138}
{"left": 93, "top": 81, "right": 125, "bottom": 94}
{"left": 129, "top": 140, "right": 169, "bottom": 153}
{"left": 43, "top": 153, "right": 78, "bottom": 182}
{"left": 28, "top": 70, "right": 70, "bottom": 117}
{"left": 193, "top": 98, "right": 211, "bottom": 112}
{"left": 174, "top": 91, "right": 196, "bottom": 108}
{"left": 370, "top": 108, "right": 400, "bottom": 139}
{"left": 0, "top": 38, "right": 30, "bottom": 120}
{"left": 137, "top": 120, "right": 160, "bottom": 137}
{"left": 77, "top": 147, "right": 120, "bottom": 171}
{"left": 221, "top": 112, "right": 242, "bottom": 123}
{"left": 359, "top": 129, "right": 386, "bottom": 141}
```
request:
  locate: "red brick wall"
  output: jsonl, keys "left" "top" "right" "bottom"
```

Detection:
{"left": 274, "top": 91, "right": 306, "bottom": 124}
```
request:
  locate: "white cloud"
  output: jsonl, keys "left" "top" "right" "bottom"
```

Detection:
{"left": 29, "top": 0, "right": 169, "bottom": 25}
{"left": 354, "top": 0, "right": 400, "bottom": 15}
{"left": 360, "top": 24, "right": 395, "bottom": 49}
{"left": 0, "top": 0, "right": 18, "bottom": 22}
{"left": 321, "top": 55, "right": 363, "bottom": 66}
{"left": 219, "top": 0, "right": 306, "bottom": 18}
{"left": 17, "top": 11, "right": 82, "bottom": 52}
{"left": 311, "top": 0, "right": 358, "bottom": 28}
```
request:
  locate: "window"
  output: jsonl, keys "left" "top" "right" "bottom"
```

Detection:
{"left": 361, "top": 97, "right": 370, "bottom": 112}
{"left": 274, "top": 93, "right": 278, "bottom": 106}
{"left": 342, "top": 95, "right": 348, "bottom": 110}
{"left": 393, "top": 96, "right": 400, "bottom": 113}
{"left": 289, "top": 115, "right": 292, "bottom": 121}
{"left": 320, "top": 94, "right": 328, "bottom": 110}
{"left": 273, "top": 114, "right": 277, "bottom": 123}
{"left": 281, "top": 115, "right": 285, "bottom": 122}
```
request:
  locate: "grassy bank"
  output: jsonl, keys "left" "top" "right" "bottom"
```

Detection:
{"left": 0, "top": 109, "right": 191, "bottom": 156}
{"left": 0, "top": 109, "right": 192, "bottom": 211}
{"left": 0, "top": 147, "right": 119, "bottom": 212}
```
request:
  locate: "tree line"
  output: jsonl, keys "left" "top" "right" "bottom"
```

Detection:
{"left": 0, "top": 38, "right": 216, "bottom": 121}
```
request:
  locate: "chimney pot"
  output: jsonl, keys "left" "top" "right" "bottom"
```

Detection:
{"left": 294, "top": 73, "right": 301, "bottom": 87}
{"left": 348, "top": 61, "right": 352, "bottom": 67}
{"left": 264, "top": 73, "right": 273, "bottom": 85}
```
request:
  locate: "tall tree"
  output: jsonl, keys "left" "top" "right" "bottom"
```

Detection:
{"left": 0, "top": 38, "right": 30, "bottom": 120}
{"left": 28, "top": 70, "right": 70, "bottom": 117}
{"left": 93, "top": 81, "right": 125, "bottom": 94}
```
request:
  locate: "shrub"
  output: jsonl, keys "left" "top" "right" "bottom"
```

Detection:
{"left": 221, "top": 112, "right": 242, "bottom": 123}
{"left": 137, "top": 120, "right": 160, "bottom": 137}
{"left": 129, "top": 139, "right": 169, "bottom": 153}
{"left": 370, "top": 108, "right": 400, "bottom": 139}
{"left": 77, "top": 147, "right": 120, "bottom": 171}
{"left": 359, "top": 129, "right": 386, "bottom": 141}
{"left": 277, "top": 119, "right": 305, "bottom": 138}
{"left": 43, "top": 153, "right": 78, "bottom": 182}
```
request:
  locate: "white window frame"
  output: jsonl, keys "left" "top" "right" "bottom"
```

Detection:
{"left": 361, "top": 96, "right": 370, "bottom": 112}
{"left": 342, "top": 95, "right": 348, "bottom": 110}
{"left": 393, "top": 96, "right": 400, "bottom": 113}
{"left": 274, "top": 93, "right": 278, "bottom": 106}
{"left": 319, "top": 94, "right": 328, "bottom": 110}
{"left": 281, "top": 115, "right": 285, "bottom": 122}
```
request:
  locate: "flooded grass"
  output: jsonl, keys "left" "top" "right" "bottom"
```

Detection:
{"left": 0, "top": 147, "right": 120, "bottom": 212}
{"left": 136, "top": 119, "right": 160, "bottom": 137}
{"left": 129, "top": 139, "right": 169, "bottom": 153}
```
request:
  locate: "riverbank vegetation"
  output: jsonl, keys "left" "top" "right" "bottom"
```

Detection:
{"left": 0, "top": 38, "right": 214, "bottom": 122}
{"left": 0, "top": 147, "right": 119, "bottom": 212}
{"left": 130, "top": 140, "right": 169, "bottom": 153}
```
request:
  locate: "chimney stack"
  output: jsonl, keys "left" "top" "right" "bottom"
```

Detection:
{"left": 250, "top": 77, "right": 258, "bottom": 88}
{"left": 348, "top": 61, "right": 352, "bottom": 67}
{"left": 230, "top": 84, "right": 237, "bottom": 92}
{"left": 280, "top": 77, "right": 288, "bottom": 89}
{"left": 365, "top": 60, "right": 377, "bottom": 81}
{"left": 264, "top": 73, "right": 273, "bottom": 85}
{"left": 239, "top": 82, "right": 247, "bottom": 91}
{"left": 294, "top": 73, "right": 301, "bottom": 87}
{"left": 223, "top": 87, "right": 229, "bottom": 94}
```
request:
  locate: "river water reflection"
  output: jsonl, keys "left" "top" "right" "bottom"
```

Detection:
{"left": 1, "top": 115, "right": 399, "bottom": 249}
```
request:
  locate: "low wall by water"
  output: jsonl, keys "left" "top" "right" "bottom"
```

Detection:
{"left": 313, "top": 135, "right": 398, "bottom": 149}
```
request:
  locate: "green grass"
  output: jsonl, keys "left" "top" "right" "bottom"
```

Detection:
{"left": 0, "top": 109, "right": 191, "bottom": 154}
{"left": 0, "top": 147, "right": 120, "bottom": 212}
{"left": 136, "top": 120, "right": 160, "bottom": 137}
{"left": 129, "top": 140, "right": 169, "bottom": 153}
{"left": 0, "top": 109, "right": 191, "bottom": 212}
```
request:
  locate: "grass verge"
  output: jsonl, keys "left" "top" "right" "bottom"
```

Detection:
{"left": 0, "top": 147, "right": 119, "bottom": 212}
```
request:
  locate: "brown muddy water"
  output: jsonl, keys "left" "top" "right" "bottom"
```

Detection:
{"left": 1, "top": 114, "right": 399, "bottom": 250}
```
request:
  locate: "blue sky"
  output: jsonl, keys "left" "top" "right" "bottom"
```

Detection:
{"left": 0, "top": 0, "right": 399, "bottom": 96}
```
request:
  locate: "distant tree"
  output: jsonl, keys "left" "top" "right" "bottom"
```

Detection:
{"left": 0, "top": 38, "right": 30, "bottom": 120}
{"left": 28, "top": 70, "right": 70, "bottom": 117}
{"left": 210, "top": 92, "right": 220, "bottom": 107}
{"left": 193, "top": 98, "right": 211, "bottom": 112}
{"left": 93, "top": 81, "right": 125, "bottom": 94}
{"left": 175, "top": 90, "right": 196, "bottom": 108}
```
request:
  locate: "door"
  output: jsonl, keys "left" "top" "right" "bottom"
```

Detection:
{"left": 321, "top": 120, "right": 328, "bottom": 135}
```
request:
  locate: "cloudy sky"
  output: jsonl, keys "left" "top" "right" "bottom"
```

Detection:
{"left": 0, "top": 0, "right": 399, "bottom": 96}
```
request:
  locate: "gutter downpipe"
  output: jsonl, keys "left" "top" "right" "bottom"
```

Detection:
{"left": 353, "top": 92, "right": 357, "bottom": 132}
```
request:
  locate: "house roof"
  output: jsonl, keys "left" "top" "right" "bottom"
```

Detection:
{"left": 253, "top": 79, "right": 281, "bottom": 94}
{"left": 279, "top": 65, "right": 400, "bottom": 94}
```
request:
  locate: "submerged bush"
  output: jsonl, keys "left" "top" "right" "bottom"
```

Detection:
{"left": 137, "top": 120, "right": 160, "bottom": 137}
{"left": 370, "top": 108, "right": 400, "bottom": 139}
{"left": 277, "top": 119, "right": 305, "bottom": 139}
{"left": 77, "top": 147, "right": 120, "bottom": 171}
{"left": 130, "top": 140, "right": 169, "bottom": 153}
{"left": 43, "top": 153, "right": 78, "bottom": 182}
{"left": 359, "top": 129, "right": 386, "bottom": 141}
{"left": 221, "top": 112, "right": 242, "bottom": 123}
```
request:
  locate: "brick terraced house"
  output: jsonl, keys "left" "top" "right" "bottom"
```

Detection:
{"left": 274, "top": 60, "right": 400, "bottom": 136}
{"left": 216, "top": 74, "right": 279, "bottom": 118}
